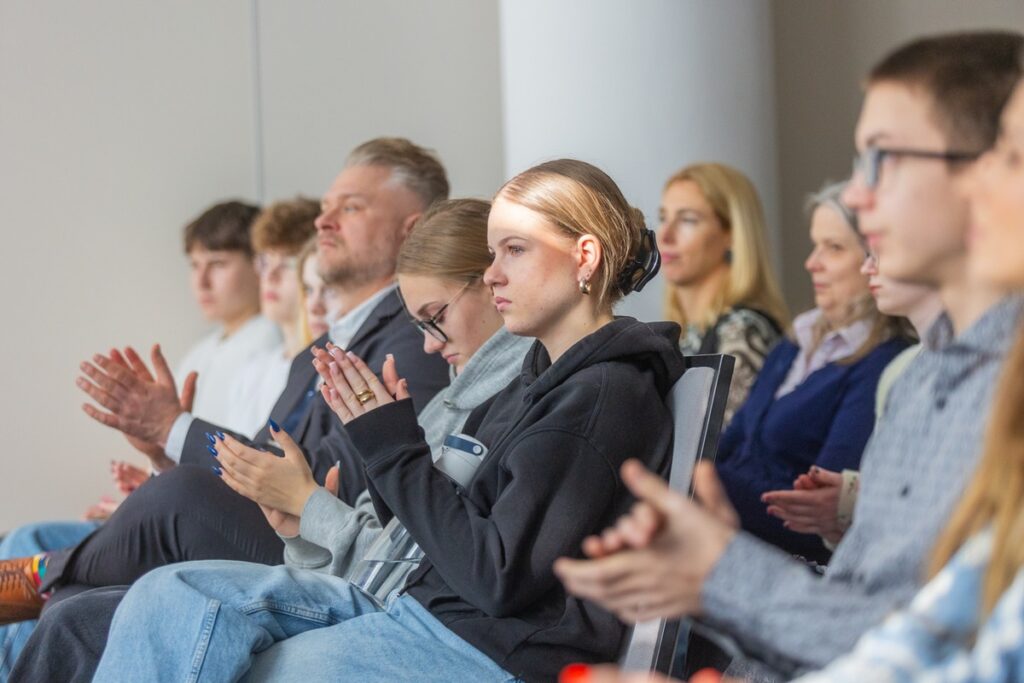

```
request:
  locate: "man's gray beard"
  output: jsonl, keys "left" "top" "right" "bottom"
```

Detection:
{"left": 320, "top": 255, "right": 394, "bottom": 289}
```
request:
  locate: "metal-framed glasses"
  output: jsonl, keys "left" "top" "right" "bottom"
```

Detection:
{"left": 399, "top": 280, "right": 475, "bottom": 343}
{"left": 852, "top": 146, "right": 981, "bottom": 189}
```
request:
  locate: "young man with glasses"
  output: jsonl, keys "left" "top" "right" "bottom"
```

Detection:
{"left": 555, "top": 31, "right": 1024, "bottom": 679}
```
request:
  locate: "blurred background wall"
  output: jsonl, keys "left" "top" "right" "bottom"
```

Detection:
{"left": 1, "top": 0, "right": 1022, "bottom": 528}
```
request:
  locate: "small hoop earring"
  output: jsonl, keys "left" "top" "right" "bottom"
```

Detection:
{"left": 579, "top": 277, "right": 592, "bottom": 295}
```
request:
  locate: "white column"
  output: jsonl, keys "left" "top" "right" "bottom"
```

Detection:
{"left": 499, "top": 0, "right": 780, "bottom": 322}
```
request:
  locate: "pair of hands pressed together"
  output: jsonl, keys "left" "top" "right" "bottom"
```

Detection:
{"left": 209, "top": 344, "right": 408, "bottom": 537}
{"left": 762, "top": 466, "right": 844, "bottom": 545}
{"left": 554, "top": 460, "right": 739, "bottom": 625}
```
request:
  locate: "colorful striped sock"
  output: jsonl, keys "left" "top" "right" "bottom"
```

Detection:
{"left": 30, "top": 553, "right": 47, "bottom": 588}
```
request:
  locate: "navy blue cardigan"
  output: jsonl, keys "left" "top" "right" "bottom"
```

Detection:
{"left": 715, "top": 336, "right": 908, "bottom": 563}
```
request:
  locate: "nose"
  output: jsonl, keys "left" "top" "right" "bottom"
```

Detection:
{"left": 483, "top": 259, "right": 504, "bottom": 289}
{"left": 197, "top": 264, "right": 212, "bottom": 290}
{"left": 422, "top": 333, "right": 444, "bottom": 355}
{"left": 314, "top": 207, "right": 337, "bottom": 234}
{"left": 805, "top": 247, "right": 822, "bottom": 274}
{"left": 859, "top": 253, "right": 877, "bottom": 276}
{"left": 656, "top": 219, "right": 674, "bottom": 246}
{"left": 842, "top": 173, "right": 873, "bottom": 214}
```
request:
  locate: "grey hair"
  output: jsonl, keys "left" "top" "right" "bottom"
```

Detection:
{"left": 345, "top": 137, "right": 450, "bottom": 209}
{"left": 806, "top": 180, "right": 866, "bottom": 251}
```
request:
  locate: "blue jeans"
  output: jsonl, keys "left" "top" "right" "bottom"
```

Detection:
{"left": 95, "top": 560, "right": 519, "bottom": 682}
{"left": 0, "top": 521, "right": 98, "bottom": 681}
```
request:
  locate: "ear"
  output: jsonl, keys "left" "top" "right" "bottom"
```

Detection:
{"left": 399, "top": 211, "right": 422, "bottom": 240}
{"left": 575, "top": 234, "right": 603, "bottom": 279}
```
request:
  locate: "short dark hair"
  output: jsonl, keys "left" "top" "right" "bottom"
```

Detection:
{"left": 251, "top": 197, "right": 319, "bottom": 255}
{"left": 346, "top": 137, "right": 449, "bottom": 209}
{"left": 183, "top": 200, "right": 261, "bottom": 256}
{"left": 868, "top": 31, "right": 1024, "bottom": 150}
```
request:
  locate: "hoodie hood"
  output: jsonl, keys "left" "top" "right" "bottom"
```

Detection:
{"left": 521, "top": 317, "right": 684, "bottom": 401}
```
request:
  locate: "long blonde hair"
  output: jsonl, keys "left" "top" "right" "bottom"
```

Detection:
{"left": 661, "top": 163, "right": 789, "bottom": 332}
{"left": 929, "top": 326, "right": 1024, "bottom": 618}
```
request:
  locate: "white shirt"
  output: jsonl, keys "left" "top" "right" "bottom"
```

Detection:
{"left": 164, "top": 285, "right": 397, "bottom": 463}
{"left": 174, "top": 315, "right": 283, "bottom": 429}
{"left": 223, "top": 344, "right": 294, "bottom": 439}
{"left": 774, "top": 308, "right": 873, "bottom": 399}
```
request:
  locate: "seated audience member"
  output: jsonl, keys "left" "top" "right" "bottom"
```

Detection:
{"left": 659, "top": 163, "right": 788, "bottom": 423}
{"left": 0, "top": 138, "right": 450, "bottom": 631}
{"left": 296, "top": 238, "right": 341, "bottom": 341}
{"left": 6, "top": 199, "right": 533, "bottom": 683}
{"left": 555, "top": 31, "right": 1024, "bottom": 678}
{"left": 226, "top": 197, "right": 319, "bottom": 437}
{"left": 0, "top": 198, "right": 278, "bottom": 681}
{"left": 791, "top": 62, "right": 1024, "bottom": 682}
{"left": 85, "top": 159, "right": 681, "bottom": 683}
{"left": 763, "top": 250, "right": 942, "bottom": 548}
{"left": 712, "top": 181, "right": 907, "bottom": 563}
{"left": 209, "top": 197, "right": 532, "bottom": 585}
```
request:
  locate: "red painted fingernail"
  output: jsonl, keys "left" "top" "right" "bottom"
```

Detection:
{"left": 559, "top": 663, "right": 591, "bottom": 683}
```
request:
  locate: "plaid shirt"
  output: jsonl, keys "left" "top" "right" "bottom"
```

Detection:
{"left": 794, "top": 528, "right": 1024, "bottom": 682}
{"left": 700, "top": 295, "right": 1024, "bottom": 675}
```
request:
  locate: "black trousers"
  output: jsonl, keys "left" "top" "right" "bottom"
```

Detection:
{"left": 41, "top": 465, "right": 285, "bottom": 596}
{"left": 10, "top": 586, "right": 126, "bottom": 683}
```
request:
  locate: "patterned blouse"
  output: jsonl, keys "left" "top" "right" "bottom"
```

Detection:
{"left": 679, "top": 307, "right": 782, "bottom": 426}
{"left": 795, "top": 528, "right": 1024, "bottom": 683}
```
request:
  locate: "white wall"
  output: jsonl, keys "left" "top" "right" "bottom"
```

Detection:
{"left": 0, "top": 0, "right": 504, "bottom": 530}
{"left": 500, "top": 0, "right": 781, "bottom": 323}
{"left": 0, "top": 0, "right": 257, "bottom": 529}
{"left": 255, "top": 0, "right": 505, "bottom": 201}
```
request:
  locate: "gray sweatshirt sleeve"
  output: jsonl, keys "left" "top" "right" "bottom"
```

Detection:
{"left": 701, "top": 533, "right": 917, "bottom": 673}
{"left": 280, "top": 487, "right": 383, "bottom": 577}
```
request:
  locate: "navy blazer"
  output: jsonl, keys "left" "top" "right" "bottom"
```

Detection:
{"left": 181, "top": 289, "right": 450, "bottom": 498}
{"left": 716, "top": 336, "right": 907, "bottom": 563}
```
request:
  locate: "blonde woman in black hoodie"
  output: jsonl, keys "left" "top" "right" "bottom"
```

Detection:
{"left": 90, "top": 161, "right": 686, "bottom": 683}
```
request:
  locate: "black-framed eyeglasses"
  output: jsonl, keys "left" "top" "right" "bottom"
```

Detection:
{"left": 398, "top": 280, "right": 475, "bottom": 343}
{"left": 852, "top": 146, "right": 981, "bottom": 189}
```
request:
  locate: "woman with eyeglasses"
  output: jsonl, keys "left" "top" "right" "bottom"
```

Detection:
{"left": 224, "top": 198, "right": 320, "bottom": 437}
{"left": 658, "top": 163, "right": 789, "bottom": 425}
{"left": 185, "top": 198, "right": 531, "bottom": 577}
{"left": 90, "top": 160, "right": 683, "bottom": 682}
{"left": 710, "top": 181, "right": 909, "bottom": 564}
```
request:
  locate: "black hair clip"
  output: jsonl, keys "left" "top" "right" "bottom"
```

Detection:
{"left": 617, "top": 229, "right": 661, "bottom": 294}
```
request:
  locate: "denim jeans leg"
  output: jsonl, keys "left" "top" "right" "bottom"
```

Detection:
{"left": 93, "top": 560, "right": 387, "bottom": 683}
{"left": 0, "top": 520, "right": 98, "bottom": 681}
{"left": 243, "top": 594, "right": 518, "bottom": 683}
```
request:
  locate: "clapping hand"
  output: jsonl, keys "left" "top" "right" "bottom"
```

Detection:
{"left": 554, "top": 461, "right": 737, "bottom": 623}
{"left": 762, "top": 466, "right": 844, "bottom": 544}
{"left": 210, "top": 424, "right": 318, "bottom": 518}
{"left": 311, "top": 345, "right": 408, "bottom": 424}
{"left": 77, "top": 344, "right": 194, "bottom": 471}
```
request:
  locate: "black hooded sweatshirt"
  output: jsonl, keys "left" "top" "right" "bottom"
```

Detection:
{"left": 345, "top": 318, "right": 685, "bottom": 682}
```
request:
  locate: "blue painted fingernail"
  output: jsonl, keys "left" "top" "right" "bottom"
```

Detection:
{"left": 216, "top": 431, "right": 226, "bottom": 440}
{"left": 268, "top": 419, "right": 280, "bottom": 432}
{"left": 207, "top": 445, "right": 218, "bottom": 456}
{"left": 211, "top": 466, "right": 222, "bottom": 476}
{"left": 205, "top": 432, "right": 215, "bottom": 444}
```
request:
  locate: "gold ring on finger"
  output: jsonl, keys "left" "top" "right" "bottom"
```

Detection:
{"left": 355, "top": 389, "right": 375, "bottom": 405}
